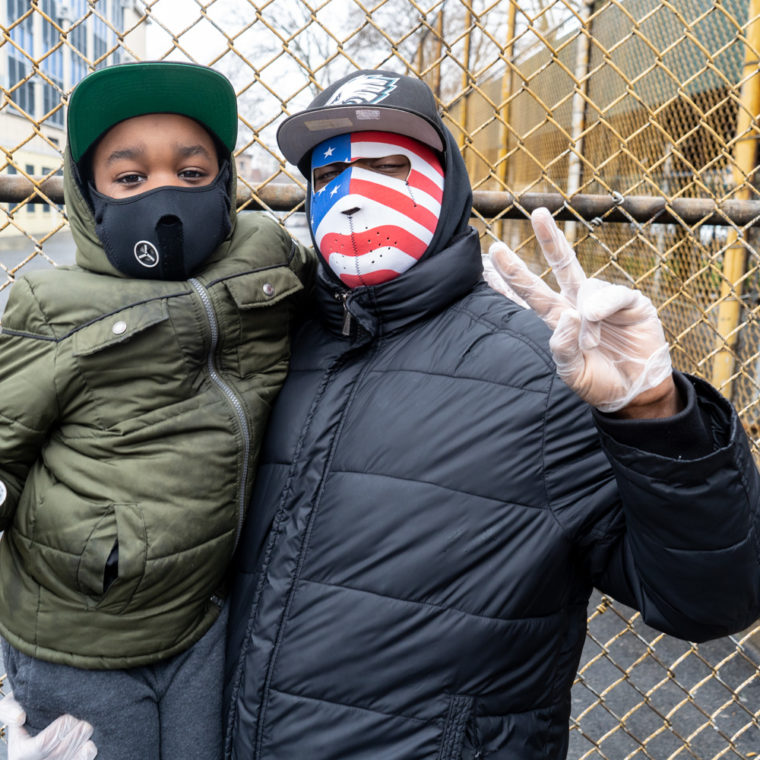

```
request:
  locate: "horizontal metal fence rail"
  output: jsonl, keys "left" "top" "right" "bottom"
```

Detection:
{"left": 9, "top": 177, "right": 760, "bottom": 228}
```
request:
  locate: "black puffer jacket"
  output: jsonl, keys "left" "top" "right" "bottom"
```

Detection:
{"left": 225, "top": 122, "right": 760, "bottom": 759}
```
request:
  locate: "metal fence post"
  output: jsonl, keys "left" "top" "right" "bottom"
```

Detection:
{"left": 497, "top": 1, "right": 518, "bottom": 240}
{"left": 564, "top": 0, "right": 594, "bottom": 245}
{"left": 711, "top": 0, "right": 760, "bottom": 398}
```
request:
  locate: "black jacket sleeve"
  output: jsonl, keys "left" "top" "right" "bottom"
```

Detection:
{"left": 547, "top": 372, "right": 760, "bottom": 642}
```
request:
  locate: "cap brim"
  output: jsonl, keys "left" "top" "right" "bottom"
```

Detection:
{"left": 67, "top": 62, "right": 237, "bottom": 162}
{"left": 277, "top": 104, "right": 445, "bottom": 174}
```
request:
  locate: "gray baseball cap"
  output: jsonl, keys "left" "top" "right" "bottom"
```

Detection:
{"left": 277, "top": 69, "right": 446, "bottom": 175}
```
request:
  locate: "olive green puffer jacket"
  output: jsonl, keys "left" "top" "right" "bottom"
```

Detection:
{"left": 0, "top": 151, "right": 314, "bottom": 669}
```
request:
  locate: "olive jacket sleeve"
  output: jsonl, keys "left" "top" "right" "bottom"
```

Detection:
{"left": 0, "top": 277, "right": 60, "bottom": 528}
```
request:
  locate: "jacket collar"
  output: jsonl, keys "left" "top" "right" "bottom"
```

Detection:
{"left": 314, "top": 227, "right": 483, "bottom": 340}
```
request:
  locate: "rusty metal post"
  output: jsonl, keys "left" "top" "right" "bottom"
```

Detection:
{"left": 416, "top": 22, "right": 427, "bottom": 73}
{"left": 711, "top": 0, "right": 760, "bottom": 398}
{"left": 459, "top": 3, "right": 473, "bottom": 164}
{"left": 433, "top": 9, "right": 444, "bottom": 100}
{"left": 564, "top": 0, "right": 594, "bottom": 245}
{"left": 496, "top": 1, "right": 518, "bottom": 240}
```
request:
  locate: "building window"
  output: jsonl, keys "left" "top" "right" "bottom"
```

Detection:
{"left": 42, "top": 78, "right": 64, "bottom": 126}
{"left": 40, "top": 0, "right": 64, "bottom": 126}
{"left": 93, "top": 5, "right": 122, "bottom": 70}
{"left": 7, "top": 55, "right": 35, "bottom": 115}
{"left": 26, "top": 162, "right": 36, "bottom": 211}
{"left": 42, "top": 167, "right": 52, "bottom": 213}
{"left": 93, "top": 33, "right": 107, "bottom": 69}
{"left": 70, "top": 11, "right": 88, "bottom": 84}
{"left": 6, "top": 0, "right": 35, "bottom": 115}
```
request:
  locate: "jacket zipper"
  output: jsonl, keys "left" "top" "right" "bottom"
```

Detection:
{"left": 335, "top": 290, "right": 352, "bottom": 336}
{"left": 190, "top": 277, "right": 250, "bottom": 552}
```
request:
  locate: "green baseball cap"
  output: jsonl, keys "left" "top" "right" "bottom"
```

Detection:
{"left": 67, "top": 61, "right": 238, "bottom": 162}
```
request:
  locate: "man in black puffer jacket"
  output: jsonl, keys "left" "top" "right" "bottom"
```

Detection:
{"left": 223, "top": 70, "right": 760, "bottom": 760}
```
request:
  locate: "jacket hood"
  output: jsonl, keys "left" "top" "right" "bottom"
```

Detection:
{"left": 64, "top": 145, "right": 239, "bottom": 277}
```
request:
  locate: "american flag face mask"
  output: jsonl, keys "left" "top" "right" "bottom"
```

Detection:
{"left": 309, "top": 131, "right": 444, "bottom": 288}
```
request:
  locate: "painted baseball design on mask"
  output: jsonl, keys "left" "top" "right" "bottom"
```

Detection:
{"left": 310, "top": 131, "right": 444, "bottom": 288}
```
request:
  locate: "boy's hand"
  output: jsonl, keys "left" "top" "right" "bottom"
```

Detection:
{"left": 489, "top": 208, "right": 676, "bottom": 415}
{"left": 0, "top": 693, "right": 97, "bottom": 760}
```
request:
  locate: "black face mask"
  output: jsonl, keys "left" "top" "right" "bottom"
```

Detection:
{"left": 89, "top": 162, "right": 232, "bottom": 280}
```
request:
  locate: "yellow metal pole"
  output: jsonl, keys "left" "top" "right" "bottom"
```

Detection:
{"left": 564, "top": 0, "right": 594, "bottom": 246}
{"left": 712, "top": 0, "right": 760, "bottom": 397}
{"left": 434, "top": 10, "right": 443, "bottom": 100}
{"left": 459, "top": 4, "right": 473, "bottom": 162}
{"left": 497, "top": 1, "right": 518, "bottom": 239}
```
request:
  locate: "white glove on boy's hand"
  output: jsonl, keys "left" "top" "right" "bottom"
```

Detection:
{"left": 489, "top": 207, "right": 672, "bottom": 413}
{"left": 0, "top": 693, "right": 97, "bottom": 760}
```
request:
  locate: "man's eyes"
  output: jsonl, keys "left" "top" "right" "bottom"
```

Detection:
{"left": 375, "top": 163, "right": 407, "bottom": 176}
{"left": 369, "top": 157, "right": 410, "bottom": 177}
{"left": 314, "top": 164, "right": 348, "bottom": 184}
{"left": 314, "top": 156, "right": 410, "bottom": 187}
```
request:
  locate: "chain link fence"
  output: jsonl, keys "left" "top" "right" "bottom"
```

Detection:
{"left": 1, "top": 1, "right": 759, "bottom": 758}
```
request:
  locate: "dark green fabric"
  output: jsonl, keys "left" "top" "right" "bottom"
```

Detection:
{"left": 0, "top": 151, "right": 315, "bottom": 669}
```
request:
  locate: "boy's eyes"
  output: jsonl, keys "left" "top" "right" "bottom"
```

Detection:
{"left": 113, "top": 168, "right": 209, "bottom": 186}
{"left": 178, "top": 168, "right": 209, "bottom": 181}
{"left": 115, "top": 173, "right": 144, "bottom": 185}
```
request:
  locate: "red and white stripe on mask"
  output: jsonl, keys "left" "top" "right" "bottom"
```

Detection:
{"left": 309, "top": 131, "right": 444, "bottom": 287}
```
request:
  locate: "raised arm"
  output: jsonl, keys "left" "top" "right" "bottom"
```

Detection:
{"left": 491, "top": 209, "right": 760, "bottom": 640}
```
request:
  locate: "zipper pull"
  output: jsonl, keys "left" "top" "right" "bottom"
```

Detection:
{"left": 335, "top": 291, "right": 352, "bottom": 336}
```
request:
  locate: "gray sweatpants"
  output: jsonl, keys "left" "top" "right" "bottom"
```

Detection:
{"left": 2, "top": 604, "right": 228, "bottom": 760}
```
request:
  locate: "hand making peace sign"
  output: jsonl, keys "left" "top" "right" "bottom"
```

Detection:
{"left": 489, "top": 208, "right": 679, "bottom": 417}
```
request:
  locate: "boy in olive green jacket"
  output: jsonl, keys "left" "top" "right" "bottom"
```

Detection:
{"left": 0, "top": 61, "right": 313, "bottom": 759}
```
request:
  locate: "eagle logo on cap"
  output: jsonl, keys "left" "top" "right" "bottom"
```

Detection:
{"left": 325, "top": 74, "right": 398, "bottom": 106}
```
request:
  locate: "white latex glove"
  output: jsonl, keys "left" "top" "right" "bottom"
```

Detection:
{"left": 489, "top": 207, "right": 672, "bottom": 413}
{"left": 0, "top": 693, "right": 97, "bottom": 760}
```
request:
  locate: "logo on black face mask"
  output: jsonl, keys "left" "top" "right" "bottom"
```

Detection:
{"left": 134, "top": 240, "right": 160, "bottom": 268}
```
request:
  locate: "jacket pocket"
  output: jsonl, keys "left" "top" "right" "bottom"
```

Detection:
{"left": 76, "top": 502, "right": 147, "bottom": 614}
{"left": 71, "top": 299, "right": 191, "bottom": 426}
{"left": 72, "top": 300, "right": 169, "bottom": 357}
{"left": 224, "top": 267, "right": 304, "bottom": 309}
{"left": 438, "top": 694, "right": 476, "bottom": 760}
{"left": 223, "top": 267, "right": 304, "bottom": 378}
